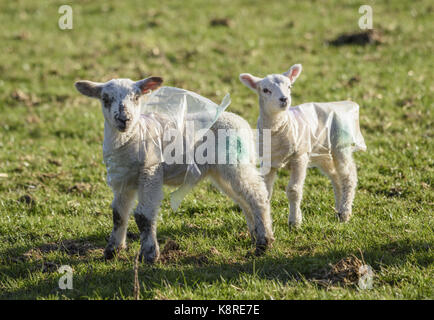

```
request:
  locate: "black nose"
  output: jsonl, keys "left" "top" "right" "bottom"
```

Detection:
{"left": 115, "top": 114, "right": 130, "bottom": 130}
{"left": 115, "top": 111, "right": 130, "bottom": 122}
{"left": 280, "top": 97, "right": 288, "bottom": 103}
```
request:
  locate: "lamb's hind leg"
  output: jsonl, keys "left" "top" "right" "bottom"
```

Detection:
{"left": 316, "top": 158, "right": 342, "bottom": 213}
{"left": 104, "top": 187, "right": 137, "bottom": 260}
{"left": 212, "top": 164, "right": 274, "bottom": 255}
{"left": 210, "top": 174, "right": 256, "bottom": 240}
{"left": 333, "top": 149, "right": 357, "bottom": 222}
{"left": 286, "top": 153, "right": 309, "bottom": 227}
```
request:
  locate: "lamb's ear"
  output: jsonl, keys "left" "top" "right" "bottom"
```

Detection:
{"left": 136, "top": 77, "right": 163, "bottom": 94}
{"left": 283, "top": 64, "right": 302, "bottom": 84}
{"left": 75, "top": 80, "right": 103, "bottom": 98}
{"left": 239, "top": 73, "right": 262, "bottom": 92}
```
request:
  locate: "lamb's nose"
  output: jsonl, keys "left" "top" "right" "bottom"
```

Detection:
{"left": 280, "top": 97, "right": 288, "bottom": 103}
{"left": 118, "top": 114, "right": 128, "bottom": 121}
{"left": 117, "top": 110, "right": 130, "bottom": 121}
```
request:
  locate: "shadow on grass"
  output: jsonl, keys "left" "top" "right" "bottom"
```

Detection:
{"left": 0, "top": 229, "right": 431, "bottom": 299}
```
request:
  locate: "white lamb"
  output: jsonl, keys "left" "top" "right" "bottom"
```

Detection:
{"left": 239, "top": 64, "right": 366, "bottom": 227}
{"left": 75, "top": 77, "right": 274, "bottom": 263}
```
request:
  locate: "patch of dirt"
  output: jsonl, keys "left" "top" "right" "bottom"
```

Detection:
{"left": 18, "top": 194, "right": 36, "bottom": 206}
{"left": 184, "top": 254, "right": 209, "bottom": 266}
{"left": 328, "top": 30, "right": 383, "bottom": 46}
{"left": 11, "top": 89, "right": 29, "bottom": 101}
{"left": 184, "top": 223, "right": 200, "bottom": 231}
{"left": 13, "top": 31, "right": 31, "bottom": 40}
{"left": 210, "top": 18, "right": 232, "bottom": 27}
{"left": 326, "top": 255, "right": 364, "bottom": 284}
{"left": 37, "top": 172, "right": 63, "bottom": 183}
{"left": 22, "top": 248, "right": 44, "bottom": 261}
{"left": 67, "top": 183, "right": 92, "bottom": 194}
{"left": 237, "top": 231, "right": 250, "bottom": 241}
{"left": 398, "top": 97, "right": 415, "bottom": 109}
{"left": 159, "top": 239, "right": 186, "bottom": 264}
{"left": 345, "top": 75, "right": 361, "bottom": 87}
{"left": 157, "top": 240, "right": 213, "bottom": 266}
{"left": 159, "top": 251, "right": 186, "bottom": 264}
{"left": 48, "top": 159, "right": 62, "bottom": 166}
{"left": 88, "top": 248, "right": 105, "bottom": 255}
{"left": 386, "top": 186, "right": 405, "bottom": 198}
{"left": 209, "top": 247, "right": 220, "bottom": 256}
{"left": 11, "top": 89, "right": 41, "bottom": 107}
{"left": 21, "top": 240, "right": 99, "bottom": 261}
{"left": 403, "top": 110, "right": 423, "bottom": 121}
{"left": 26, "top": 115, "right": 40, "bottom": 124}
{"left": 161, "top": 239, "right": 180, "bottom": 255}
{"left": 10, "top": 254, "right": 60, "bottom": 273}
{"left": 421, "top": 182, "right": 430, "bottom": 190}
{"left": 41, "top": 261, "right": 59, "bottom": 273}
{"left": 58, "top": 240, "right": 98, "bottom": 255}
{"left": 311, "top": 255, "right": 374, "bottom": 287}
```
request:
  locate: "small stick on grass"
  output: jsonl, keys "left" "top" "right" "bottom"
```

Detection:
{"left": 133, "top": 252, "right": 140, "bottom": 300}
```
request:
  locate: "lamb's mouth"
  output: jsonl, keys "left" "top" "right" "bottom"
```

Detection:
{"left": 116, "top": 119, "right": 129, "bottom": 131}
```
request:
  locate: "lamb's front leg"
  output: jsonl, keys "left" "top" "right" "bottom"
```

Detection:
{"left": 286, "top": 153, "right": 309, "bottom": 227}
{"left": 263, "top": 167, "right": 277, "bottom": 201}
{"left": 105, "top": 187, "right": 137, "bottom": 259}
{"left": 134, "top": 165, "right": 164, "bottom": 264}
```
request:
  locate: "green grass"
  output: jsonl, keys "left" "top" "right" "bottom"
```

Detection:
{"left": 0, "top": 0, "right": 433, "bottom": 299}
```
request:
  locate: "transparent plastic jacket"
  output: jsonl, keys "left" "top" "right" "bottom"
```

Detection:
{"left": 108, "top": 86, "right": 230, "bottom": 211}
{"left": 261, "top": 101, "right": 366, "bottom": 169}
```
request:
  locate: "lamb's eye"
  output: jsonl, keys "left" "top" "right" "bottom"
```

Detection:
{"left": 102, "top": 95, "right": 110, "bottom": 105}
{"left": 263, "top": 88, "right": 271, "bottom": 94}
{"left": 133, "top": 95, "right": 140, "bottom": 103}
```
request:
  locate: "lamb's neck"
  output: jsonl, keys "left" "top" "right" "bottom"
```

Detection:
{"left": 258, "top": 107, "right": 289, "bottom": 133}
{"left": 103, "top": 120, "right": 139, "bottom": 156}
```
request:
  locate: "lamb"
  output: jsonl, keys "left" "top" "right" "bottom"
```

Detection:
{"left": 239, "top": 64, "right": 366, "bottom": 227}
{"left": 75, "top": 77, "right": 274, "bottom": 263}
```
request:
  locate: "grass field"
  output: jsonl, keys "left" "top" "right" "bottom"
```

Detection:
{"left": 0, "top": 0, "right": 433, "bottom": 299}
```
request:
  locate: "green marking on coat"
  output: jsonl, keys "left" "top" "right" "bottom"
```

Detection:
{"left": 226, "top": 135, "right": 248, "bottom": 164}
{"left": 332, "top": 114, "right": 355, "bottom": 150}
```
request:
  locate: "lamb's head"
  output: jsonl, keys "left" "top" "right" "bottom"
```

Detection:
{"left": 75, "top": 77, "right": 163, "bottom": 132}
{"left": 239, "top": 64, "right": 302, "bottom": 116}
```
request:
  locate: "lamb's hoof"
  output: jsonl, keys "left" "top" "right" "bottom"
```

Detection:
{"left": 104, "top": 244, "right": 127, "bottom": 260}
{"left": 288, "top": 219, "right": 302, "bottom": 229}
{"left": 138, "top": 245, "right": 160, "bottom": 264}
{"left": 104, "top": 247, "right": 116, "bottom": 260}
{"left": 254, "top": 245, "right": 267, "bottom": 256}
{"left": 288, "top": 211, "right": 302, "bottom": 228}
{"left": 254, "top": 238, "right": 272, "bottom": 256}
{"left": 338, "top": 212, "right": 351, "bottom": 223}
{"left": 267, "top": 235, "right": 275, "bottom": 246}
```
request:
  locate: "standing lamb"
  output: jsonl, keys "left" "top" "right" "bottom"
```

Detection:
{"left": 239, "top": 64, "right": 366, "bottom": 227}
{"left": 75, "top": 77, "right": 274, "bottom": 263}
